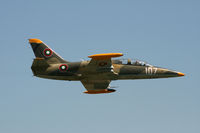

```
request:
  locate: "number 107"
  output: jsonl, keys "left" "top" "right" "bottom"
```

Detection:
{"left": 145, "top": 67, "right": 157, "bottom": 75}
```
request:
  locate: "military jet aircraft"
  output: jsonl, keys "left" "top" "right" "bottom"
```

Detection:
{"left": 29, "top": 39, "right": 185, "bottom": 94}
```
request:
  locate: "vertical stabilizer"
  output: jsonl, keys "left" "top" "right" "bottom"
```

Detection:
{"left": 29, "top": 38, "right": 68, "bottom": 64}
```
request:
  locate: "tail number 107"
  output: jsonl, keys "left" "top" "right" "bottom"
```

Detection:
{"left": 145, "top": 67, "right": 157, "bottom": 75}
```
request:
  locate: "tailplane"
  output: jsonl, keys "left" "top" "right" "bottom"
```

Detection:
{"left": 29, "top": 38, "right": 68, "bottom": 64}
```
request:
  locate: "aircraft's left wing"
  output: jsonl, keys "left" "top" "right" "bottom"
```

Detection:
{"left": 81, "top": 80, "right": 115, "bottom": 94}
{"left": 86, "top": 53, "right": 123, "bottom": 73}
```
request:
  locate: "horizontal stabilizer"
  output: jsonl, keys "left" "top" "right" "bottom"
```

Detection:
{"left": 31, "top": 58, "right": 49, "bottom": 76}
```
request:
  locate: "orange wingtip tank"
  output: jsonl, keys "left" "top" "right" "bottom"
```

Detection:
{"left": 84, "top": 89, "right": 116, "bottom": 94}
{"left": 88, "top": 53, "right": 123, "bottom": 60}
{"left": 29, "top": 38, "right": 43, "bottom": 44}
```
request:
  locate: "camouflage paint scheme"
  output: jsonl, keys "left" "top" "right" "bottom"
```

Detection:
{"left": 29, "top": 39, "right": 185, "bottom": 94}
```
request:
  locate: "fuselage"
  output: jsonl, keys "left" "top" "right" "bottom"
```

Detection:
{"left": 32, "top": 60, "right": 184, "bottom": 81}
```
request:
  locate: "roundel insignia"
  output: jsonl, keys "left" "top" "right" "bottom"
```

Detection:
{"left": 59, "top": 64, "right": 68, "bottom": 72}
{"left": 43, "top": 48, "right": 53, "bottom": 57}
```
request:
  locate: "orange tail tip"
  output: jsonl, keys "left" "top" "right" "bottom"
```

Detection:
{"left": 29, "top": 38, "right": 43, "bottom": 44}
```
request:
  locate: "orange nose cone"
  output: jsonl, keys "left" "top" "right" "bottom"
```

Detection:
{"left": 177, "top": 72, "right": 185, "bottom": 76}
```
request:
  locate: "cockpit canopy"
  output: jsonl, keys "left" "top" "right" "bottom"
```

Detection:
{"left": 113, "top": 59, "right": 152, "bottom": 67}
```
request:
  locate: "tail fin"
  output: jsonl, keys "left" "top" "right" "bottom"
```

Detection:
{"left": 29, "top": 38, "right": 68, "bottom": 64}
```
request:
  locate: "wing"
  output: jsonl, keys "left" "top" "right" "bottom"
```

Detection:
{"left": 86, "top": 53, "right": 123, "bottom": 74}
{"left": 80, "top": 53, "right": 123, "bottom": 94}
{"left": 81, "top": 80, "right": 116, "bottom": 94}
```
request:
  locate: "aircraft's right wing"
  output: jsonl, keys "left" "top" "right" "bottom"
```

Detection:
{"left": 81, "top": 80, "right": 115, "bottom": 94}
{"left": 80, "top": 53, "right": 123, "bottom": 94}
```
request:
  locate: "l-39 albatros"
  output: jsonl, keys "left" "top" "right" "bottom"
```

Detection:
{"left": 29, "top": 39, "right": 185, "bottom": 94}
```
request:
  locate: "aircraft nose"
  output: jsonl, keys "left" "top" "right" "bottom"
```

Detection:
{"left": 177, "top": 72, "right": 185, "bottom": 77}
{"left": 167, "top": 70, "right": 185, "bottom": 77}
{"left": 158, "top": 68, "right": 185, "bottom": 78}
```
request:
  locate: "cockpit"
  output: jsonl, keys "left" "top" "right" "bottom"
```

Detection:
{"left": 112, "top": 59, "right": 152, "bottom": 67}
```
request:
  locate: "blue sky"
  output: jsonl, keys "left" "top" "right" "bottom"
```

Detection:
{"left": 0, "top": 0, "right": 199, "bottom": 133}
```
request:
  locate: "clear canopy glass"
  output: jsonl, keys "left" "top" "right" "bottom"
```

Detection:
{"left": 113, "top": 59, "right": 152, "bottom": 66}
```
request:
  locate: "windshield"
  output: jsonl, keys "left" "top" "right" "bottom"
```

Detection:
{"left": 113, "top": 59, "right": 152, "bottom": 66}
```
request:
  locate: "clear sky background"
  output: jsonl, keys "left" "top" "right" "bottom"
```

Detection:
{"left": 0, "top": 0, "right": 199, "bottom": 133}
